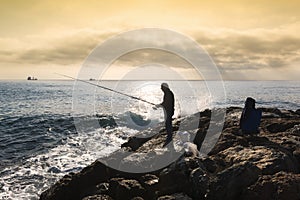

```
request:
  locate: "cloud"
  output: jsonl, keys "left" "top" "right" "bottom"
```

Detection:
{"left": 0, "top": 29, "right": 118, "bottom": 65}
{"left": 0, "top": 26, "right": 299, "bottom": 80}
{"left": 193, "top": 28, "right": 300, "bottom": 71}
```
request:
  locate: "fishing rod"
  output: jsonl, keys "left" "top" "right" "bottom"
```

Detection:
{"left": 55, "top": 73, "right": 156, "bottom": 106}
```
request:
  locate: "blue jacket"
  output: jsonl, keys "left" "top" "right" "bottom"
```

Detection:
{"left": 240, "top": 109, "right": 262, "bottom": 133}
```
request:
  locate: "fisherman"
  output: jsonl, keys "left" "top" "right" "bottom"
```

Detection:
{"left": 155, "top": 83, "right": 175, "bottom": 146}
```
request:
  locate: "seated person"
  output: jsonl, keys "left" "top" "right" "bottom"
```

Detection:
{"left": 240, "top": 97, "right": 262, "bottom": 134}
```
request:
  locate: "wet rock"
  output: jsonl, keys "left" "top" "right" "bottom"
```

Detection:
{"left": 40, "top": 160, "right": 113, "bottom": 200}
{"left": 121, "top": 135, "right": 152, "bottom": 151}
{"left": 96, "top": 115, "right": 117, "bottom": 128}
{"left": 47, "top": 166, "right": 61, "bottom": 173}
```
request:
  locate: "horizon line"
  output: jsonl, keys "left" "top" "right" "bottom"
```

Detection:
{"left": 0, "top": 79, "right": 299, "bottom": 81}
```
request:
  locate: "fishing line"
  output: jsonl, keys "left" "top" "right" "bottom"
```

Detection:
{"left": 55, "top": 73, "right": 156, "bottom": 106}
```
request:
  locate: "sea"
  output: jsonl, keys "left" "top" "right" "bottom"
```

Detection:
{"left": 0, "top": 80, "right": 299, "bottom": 199}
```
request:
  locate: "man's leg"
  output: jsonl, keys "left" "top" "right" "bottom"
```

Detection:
{"left": 163, "top": 114, "right": 173, "bottom": 146}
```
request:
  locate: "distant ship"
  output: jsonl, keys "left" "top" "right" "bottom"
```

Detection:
{"left": 27, "top": 76, "right": 38, "bottom": 80}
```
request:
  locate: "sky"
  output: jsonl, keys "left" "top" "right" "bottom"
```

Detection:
{"left": 0, "top": 0, "right": 299, "bottom": 80}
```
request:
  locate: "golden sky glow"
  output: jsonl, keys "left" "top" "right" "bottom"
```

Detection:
{"left": 0, "top": 0, "right": 299, "bottom": 80}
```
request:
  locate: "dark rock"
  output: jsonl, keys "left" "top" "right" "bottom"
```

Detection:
{"left": 131, "top": 197, "right": 144, "bottom": 200}
{"left": 40, "top": 161, "right": 113, "bottom": 200}
{"left": 208, "top": 132, "right": 248, "bottom": 155}
{"left": 226, "top": 107, "right": 242, "bottom": 114}
{"left": 189, "top": 167, "right": 210, "bottom": 199}
{"left": 207, "top": 161, "right": 261, "bottom": 200}
{"left": 201, "top": 157, "right": 218, "bottom": 173}
{"left": 116, "top": 150, "right": 182, "bottom": 173}
{"left": 120, "top": 123, "right": 169, "bottom": 152}
{"left": 139, "top": 174, "right": 160, "bottom": 199}
{"left": 140, "top": 174, "right": 159, "bottom": 187}
{"left": 47, "top": 166, "right": 61, "bottom": 173}
{"left": 280, "top": 109, "right": 298, "bottom": 118}
{"left": 157, "top": 193, "right": 192, "bottom": 200}
{"left": 241, "top": 172, "right": 300, "bottom": 200}
{"left": 121, "top": 135, "right": 152, "bottom": 151}
{"left": 218, "top": 145, "right": 299, "bottom": 175}
{"left": 82, "top": 194, "right": 113, "bottom": 200}
{"left": 293, "top": 149, "right": 300, "bottom": 170}
{"left": 201, "top": 108, "right": 212, "bottom": 116}
{"left": 95, "top": 182, "right": 109, "bottom": 194}
{"left": 289, "top": 124, "right": 300, "bottom": 135}
{"left": 261, "top": 107, "right": 282, "bottom": 116}
{"left": 156, "top": 157, "right": 201, "bottom": 196}
{"left": 266, "top": 121, "right": 299, "bottom": 133}
{"left": 96, "top": 115, "right": 117, "bottom": 128}
{"left": 40, "top": 107, "right": 300, "bottom": 200}
{"left": 108, "top": 178, "right": 145, "bottom": 200}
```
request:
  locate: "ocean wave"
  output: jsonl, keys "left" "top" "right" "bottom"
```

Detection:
{"left": 0, "top": 111, "right": 159, "bottom": 199}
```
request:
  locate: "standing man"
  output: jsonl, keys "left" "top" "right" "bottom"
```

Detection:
{"left": 155, "top": 83, "right": 175, "bottom": 147}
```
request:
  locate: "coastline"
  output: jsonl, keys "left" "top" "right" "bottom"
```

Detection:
{"left": 40, "top": 107, "right": 300, "bottom": 200}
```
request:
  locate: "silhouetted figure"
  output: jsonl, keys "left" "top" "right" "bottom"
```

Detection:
{"left": 240, "top": 97, "right": 262, "bottom": 134}
{"left": 155, "top": 83, "right": 175, "bottom": 146}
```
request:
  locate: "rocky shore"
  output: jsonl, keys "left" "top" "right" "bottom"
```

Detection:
{"left": 40, "top": 107, "right": 300, "bottom": 200}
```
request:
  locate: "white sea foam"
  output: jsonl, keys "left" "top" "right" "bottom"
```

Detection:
{"left": 0, "top": 126, "right": 135, "bottom": 200}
